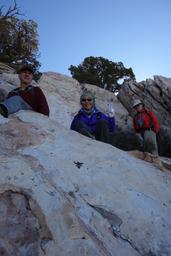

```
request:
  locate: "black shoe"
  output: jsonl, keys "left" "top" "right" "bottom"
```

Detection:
{"left": 0, "top": 104, "right": 8, "bottom": 118}
{"left": 80, "top": 128, "right": 95, "bottom": 139}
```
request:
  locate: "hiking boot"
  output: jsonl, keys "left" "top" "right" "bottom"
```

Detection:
{"left": 143, "top": 152, "right": 153, "bottom": 162}
{"left": 143, "top": 152, "right": 165, "bottom": 171}
{"left": 81, "top": 129, "right": 95, "bottom": 139}
{"left": 0, "top": 106, "right": 4, "bottom": 116}
{"left": 151, "top": 155, "right": 165, "bottom": 171}
{"left": 0, "top": 104, "right": 8, "bottom": 118}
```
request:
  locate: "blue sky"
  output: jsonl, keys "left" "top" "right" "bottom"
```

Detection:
{"left": 2, "top": 0, "right": 171, "bottom": 81}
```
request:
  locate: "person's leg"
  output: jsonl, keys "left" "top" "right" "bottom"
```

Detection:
{"left": 143, "top": 130, "right": 158, "bottom": 155}
{"left": 0, "top": 95, "right": 32, "bottom": 117}
{"left": 139, "top": 130, "right": 164, "bottom": 170}
{"left": 136, "top": 133, "right": 144, "bottom": 152}
{"left": 95, "top": 119, "right": 110, "bottom": 143}
{"left": 75, "top": 120, "right": 95, "bottom": 139}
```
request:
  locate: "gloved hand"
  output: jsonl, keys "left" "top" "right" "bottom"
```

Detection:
{"left": 107, "top": 102, "right": 115, "bottom": 117}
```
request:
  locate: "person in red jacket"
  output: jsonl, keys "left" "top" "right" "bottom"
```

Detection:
{"left": 0, "top": 64, "right": 49, "bottom": 117}
{"left": 133, "top": 99, "right": 160, "bottom": 155}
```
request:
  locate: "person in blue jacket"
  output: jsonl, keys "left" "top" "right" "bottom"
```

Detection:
{"left": 70, "top": 90, "right": 115, "bottom": 143}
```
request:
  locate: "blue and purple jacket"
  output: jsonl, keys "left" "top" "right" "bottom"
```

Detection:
{"left": 70, "top": 107, "right": 115, "bottom": 133}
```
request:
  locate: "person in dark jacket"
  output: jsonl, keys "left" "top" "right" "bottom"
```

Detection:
{"left": 0, "top": 64, "right": 49, "bottom": 117}
{"left": 71, "top": 90, "right": 115, "bottom": 143}
{"left": 133, "top": 99, "right": 160, "bottom": 155}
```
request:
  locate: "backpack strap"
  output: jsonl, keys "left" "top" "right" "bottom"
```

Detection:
{"left": 28, "top": 86, "right": 36, "bottom": 97}
{"left": 8, "top": 85, "right": 36, "bottom": 97}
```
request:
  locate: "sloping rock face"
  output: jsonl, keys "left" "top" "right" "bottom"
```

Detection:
{"left": 0, "top": 190, "right": 52, "bottom": 255}
{"left": 0, "top": 62, "right": 15, "bottom": 74}
{"left": 118, "top": 76, "right": 171, "bottom": 157}
{"left": 0, "top": 110, "right": 171, "bottom": 255}
{"left": 38, "top": 72, "right": 131, "bottom": 128}
{"left": 1, "top": 70, "right": 170, "bottom": 156}
{"left": 40, "top": 72, "right": 141, "bottom": 151}
{"left": 0, "top": 68, "right": 171, "bottom": 254}
{"left": 0, "top": 71, "right": 140, "bottom": 151}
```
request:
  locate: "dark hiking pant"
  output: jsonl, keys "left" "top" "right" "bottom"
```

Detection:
{"left": 75, "top": 119, "right": 111, "bottom": 144}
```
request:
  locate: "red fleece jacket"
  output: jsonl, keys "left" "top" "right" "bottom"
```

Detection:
{"left": 133, "top": 108, "right": 160, "bottom": 133}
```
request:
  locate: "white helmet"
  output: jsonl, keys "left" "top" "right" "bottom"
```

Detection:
{"left": 132, "top": 99, "right": 143, "bottom": 108}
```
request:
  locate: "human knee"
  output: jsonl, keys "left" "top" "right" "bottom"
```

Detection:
{"left": 96, "top": 119, "right": 108, "bottom": 128}
{"left": 75, "top": 120, "right": 86, "bottom": 130}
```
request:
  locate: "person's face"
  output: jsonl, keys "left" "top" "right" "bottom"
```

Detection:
{"left": 81, "top": 97, "right": 94, "bottom": 111}
{"left": 134, "top": 104, "right": 143, "bottom": 112}
{"left": 19, "top": 69, "right": 33, "bottom": 87}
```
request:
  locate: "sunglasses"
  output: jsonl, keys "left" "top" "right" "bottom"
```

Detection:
{"left": 134, "top": 104, "right": 143, "bottom": 108}
{"left": 81, "top": 98, "right": 93, "bottom": 102}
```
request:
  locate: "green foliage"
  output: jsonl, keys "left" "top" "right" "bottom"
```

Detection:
{"left": 69, "top": 56, "right": 135, "bottom": 92}
{"left": 0, "top": 1, "right": 40, "bottom": 72}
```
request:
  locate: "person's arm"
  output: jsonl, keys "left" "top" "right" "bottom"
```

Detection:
{"left": 107, "top": 115, "right": 115, "bottom": 132}
{"left": 106, "top": 102, "right": 115, "bottom": 132}
{"left": 101, "top": 112, "right": 115, "bottom": 132}
{"left": 148, "top": 111, "right": 160, "bottom": 133}
{"left": 133, "top": 115, "right": 140, "bottom": 133}
{"left": 70, "top": 115, "right": 78, "bottom": 131}
{"left": 36, "top": 87, "right": 49, "bottom": 116}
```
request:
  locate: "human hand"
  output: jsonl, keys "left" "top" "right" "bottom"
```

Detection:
{"left": 107, "top": 102, "right": 115, "bottom": 117}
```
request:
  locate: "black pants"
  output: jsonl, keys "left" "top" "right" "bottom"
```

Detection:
{"left": 75, "top": 119, "right": 111, "bottom": 144}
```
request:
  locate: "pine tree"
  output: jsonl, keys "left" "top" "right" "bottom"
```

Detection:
{"left": 69, "top": 56, "right": 135, "bottom": 92}
{"left": 0, "top": 0, "right": 40, "bottom": 72}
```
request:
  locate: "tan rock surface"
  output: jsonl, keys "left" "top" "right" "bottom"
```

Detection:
{"left": 118, "top": 76, "right": 171, "bottom": 157}
{"left": 0, "top": 69, "right": 171, "bottom": 255}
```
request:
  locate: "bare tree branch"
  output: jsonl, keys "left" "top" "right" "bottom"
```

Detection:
{"left": 0, "top": 0, "right": 24, "bottom": 21}
{"left": 0, "top": 6, "right": 4, "bottom": 16}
